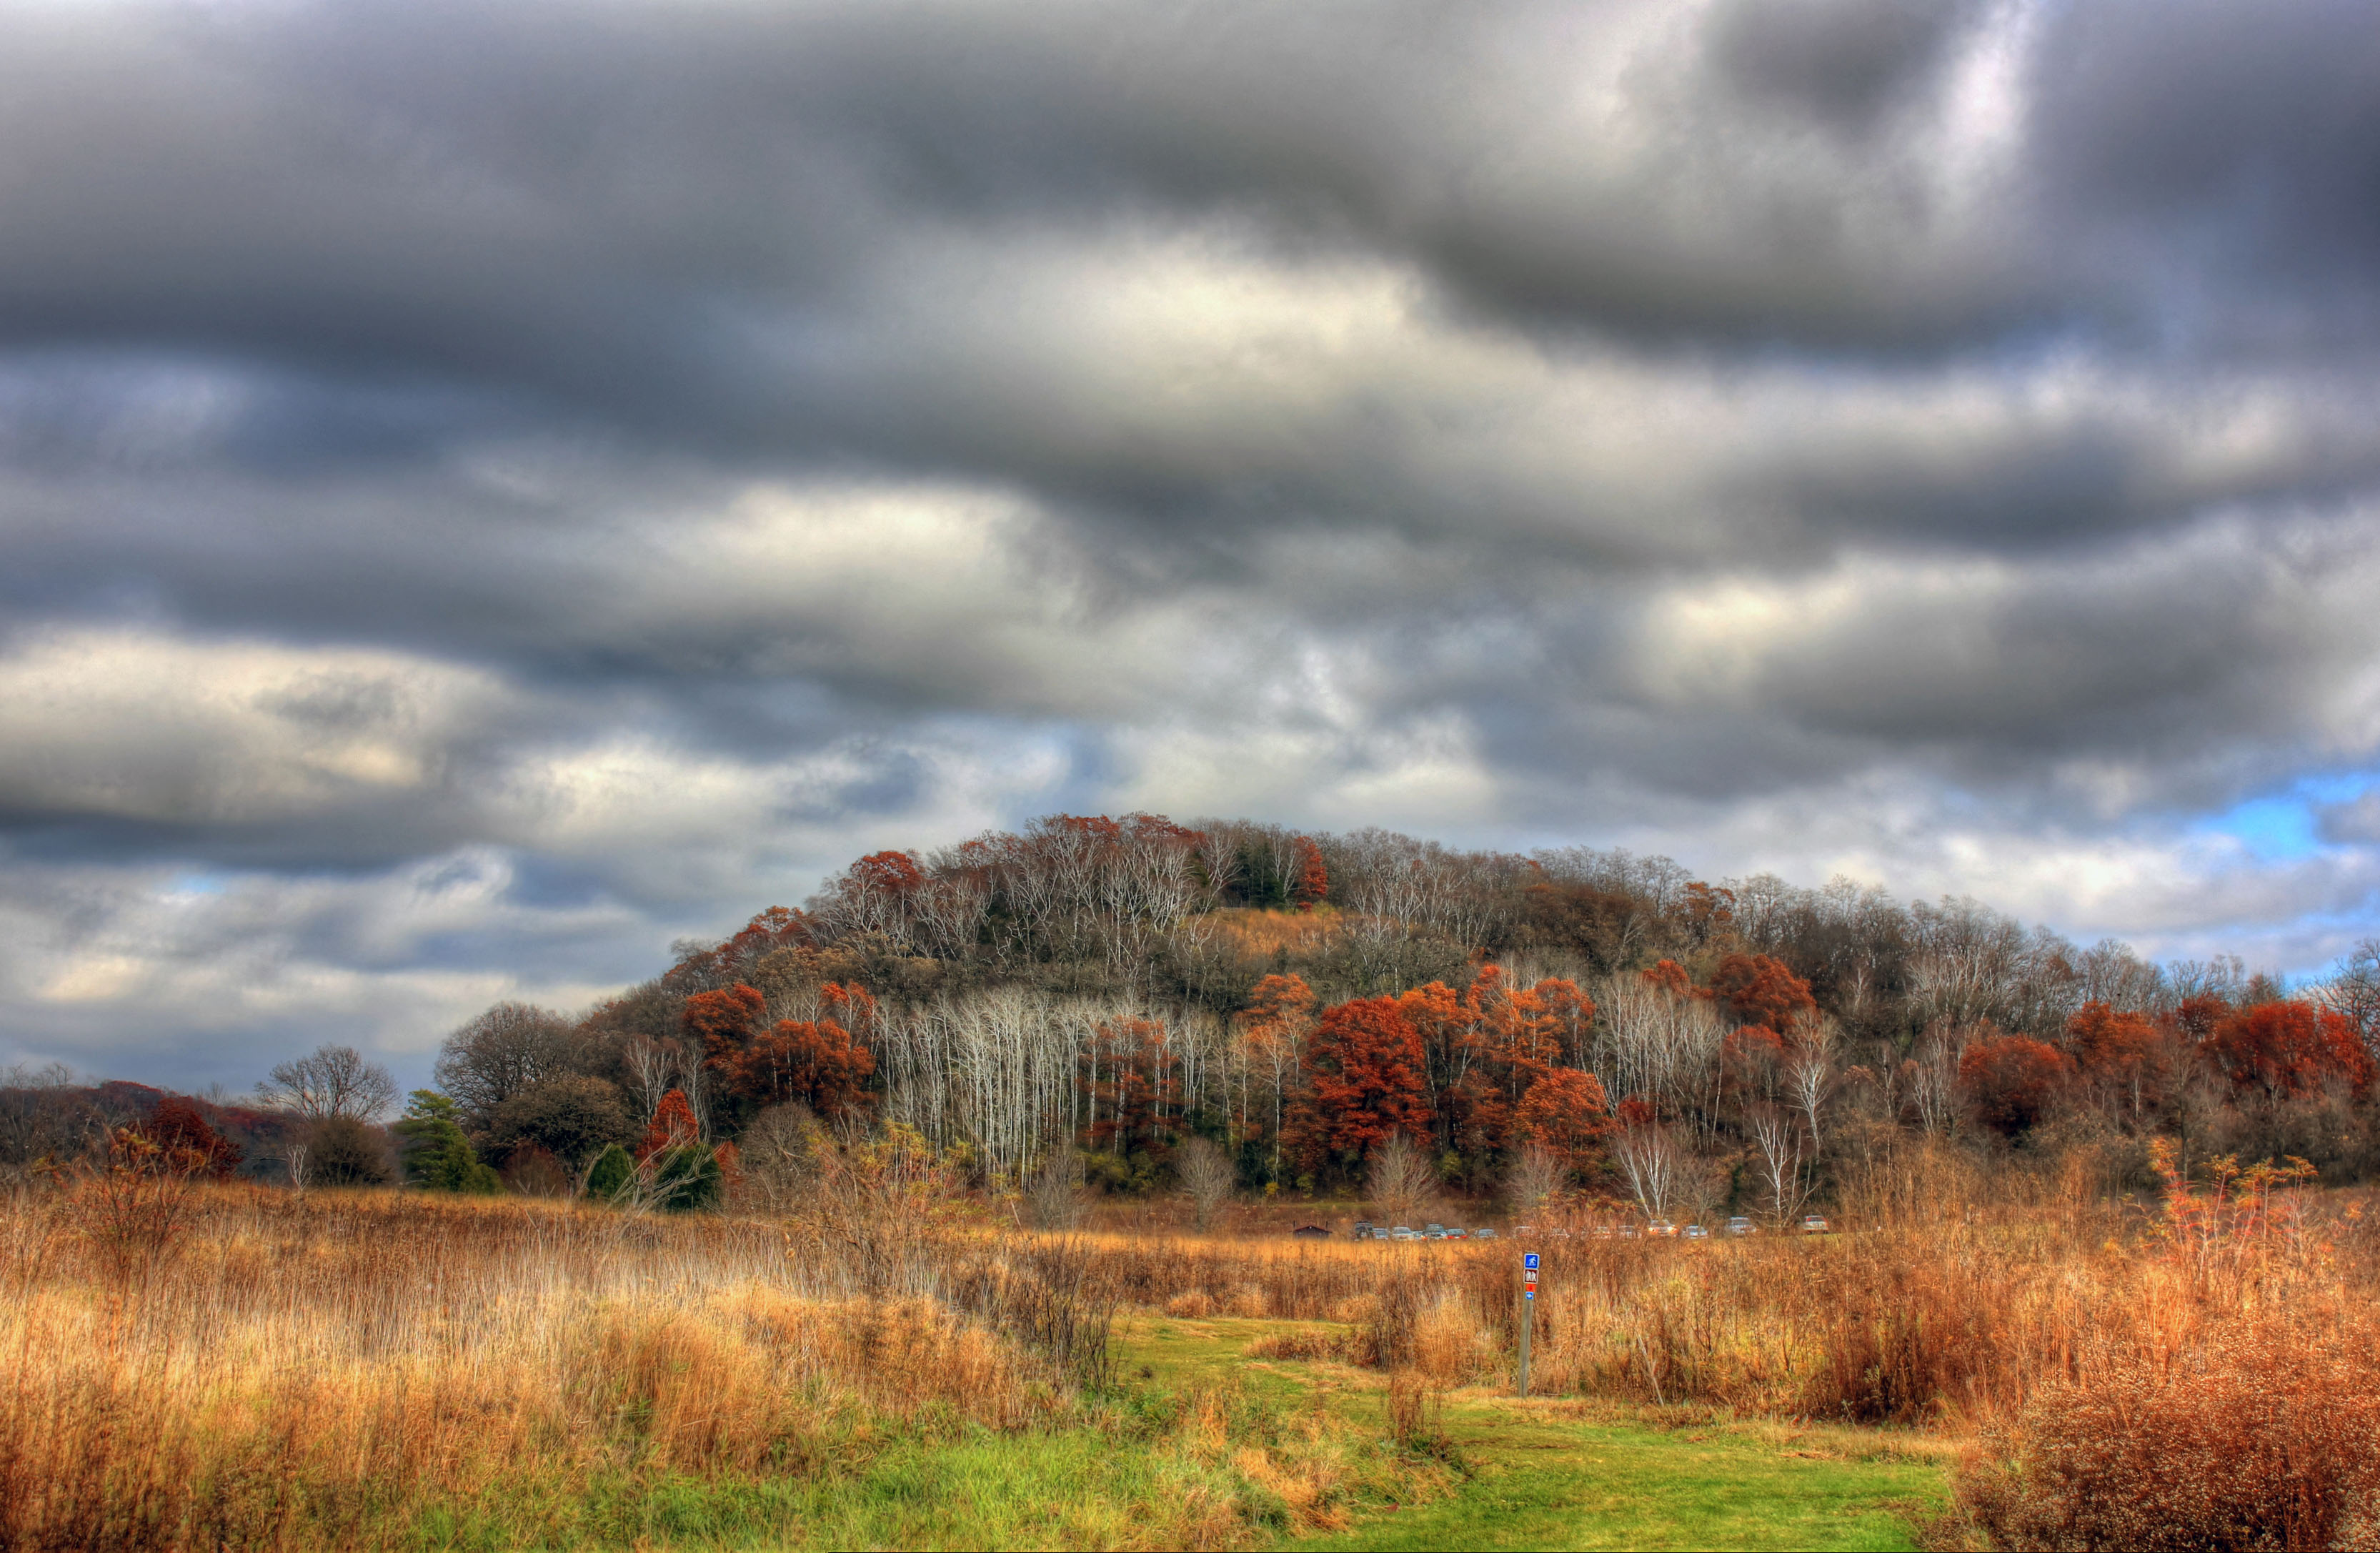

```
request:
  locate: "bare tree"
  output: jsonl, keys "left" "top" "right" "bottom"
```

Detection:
{"left": 1748, "top": 1107, "right": 1815, "bottom": 1224}
{"left": 1909, "top": 1022, "right": 1965, "bottom": 1135}
{"left": 736, "top": 1103, "right": 821, "bottom": 1214}
{"left": 1177, "top": 1136, "right": 1236, "bottom": 1230}
{"left": 1784, "top": 1019, "right": 1838, "bottom": 1148}
{"left": 1366, "top": 1131, "right": 1437, "bottom": 1222}
{"left": 1025, "top": 1146, "right": 1086, "bottom": 1230}
{"left": 1596, "top": 976, "right": 1726, "bottom": 1131}
{"left": 260, "top": 1043, "right": 397, "bottom": 1121}
{"left": 0, "top": 1061, "right": 97, "bottom": 1176}
{"left": 622, "top": 1035, "right": 679, "bottom": 1127}
{"left": 1610, "top": 1123, "right": 1687, "bottom": 1219}
{"left": 434, "top": 1003, "right": 576, "bottom": 1126}
{"left": 2319, "top": 938, "right": 2380, "bottom": 1057}
{"left": 1504, "top": 1142, "right": 1563, "bottom": 1219}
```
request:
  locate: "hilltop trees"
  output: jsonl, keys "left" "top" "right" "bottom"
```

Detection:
{"left": 114, "top": 811, "right": 2380, "bottom": 1215}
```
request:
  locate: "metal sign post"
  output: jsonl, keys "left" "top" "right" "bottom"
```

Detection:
{"left": 1520, "top": 1251, "right": 1540, "bottom": 1397}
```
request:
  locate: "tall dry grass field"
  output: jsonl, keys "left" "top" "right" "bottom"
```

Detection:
{"left": 1035, "top": 1141, "right": 2380, "bottom": 1547}
{"left": 0, "top": 1185, "right": 1070, "bottom": 1549}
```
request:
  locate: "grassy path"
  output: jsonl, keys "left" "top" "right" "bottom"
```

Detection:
{"left": 1120, "top": 1317, "right": 1953, "bottom": 1553}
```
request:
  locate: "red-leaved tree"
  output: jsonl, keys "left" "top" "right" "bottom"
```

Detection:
{"left": 141, "top": 1096, "right": 242, "bottom": 1179}
{"left": 1960, "top": 1034, "right": 2072, "bottom": 1135}
{"left": 1286, "top": 996, "right": 1430, "bottom": 1174}
{"left": 2205, "top": 1001, "right": 2375, "bottom": 1102}
{"left": 637, "top": 1089, "right": 702, "bottom": 1161}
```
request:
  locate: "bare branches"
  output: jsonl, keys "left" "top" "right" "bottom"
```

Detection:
{"left": 1748, "top": 1106, "right": 1816, "bottom": 1224}
{"left": 1505, "top": 1141, "right": 1563, "bottom": 1217}
{"left": 1175, "top": 1136, "right": 1235, "bottom": 1230}
{"left": 259, "top": 1044, "right": 396, "bottom": 1122}
{"left": 1610, "top": 1122, "right": 1688, "bottom": 1219}
{"left": 1365, "top": 1131, "right": 1436, "bottom": 1221}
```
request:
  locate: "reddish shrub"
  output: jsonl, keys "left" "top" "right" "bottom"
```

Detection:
{"left": 1958, "top": 1035, "right": 2071, "bottom": 1134}
{"left": 1960, "top": 1316, "right": 2380, "bottom": 1552}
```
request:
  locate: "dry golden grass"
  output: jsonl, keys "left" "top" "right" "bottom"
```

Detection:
{"left": 0, "top": 1184, "right": 1067, "bottom": 1549}
{"left": 0, "top": 1179, "right": 1463, "bottom": 1552}
{"left": 1192, "top": 906, "right": 1344, "bottom": 963}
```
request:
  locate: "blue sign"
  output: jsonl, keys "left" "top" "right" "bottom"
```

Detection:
{"left": 1523, "top": 1252, "right": 1540, "bottom": 1270}
{"left": 1525, "top": 1289, "right": 1535, "bottom": 1299}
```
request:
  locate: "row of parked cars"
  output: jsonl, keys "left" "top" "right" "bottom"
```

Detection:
{"left": 1515, "top": 1215, "right": 1833, "bottom": 1239}
{"left": 1350, "top": 1216, "right": 1833, "bottom": 1241}
{"left": 1351, "top": 1221, "right": 1499, "bottom": 1241}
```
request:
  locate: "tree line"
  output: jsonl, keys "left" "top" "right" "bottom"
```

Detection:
{"left": 8, "top": 812, "right": 2378, "bottom": 1217}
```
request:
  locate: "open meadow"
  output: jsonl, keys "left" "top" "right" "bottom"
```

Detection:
{"left": 7, "top": 1138, "right": 2377, "bottom": 1552}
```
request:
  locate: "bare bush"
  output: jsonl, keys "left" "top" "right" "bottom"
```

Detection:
{"left": 1504, "top": 1142, "right": 1563, "bottom": 1216}
{"left": 1025, "top": 1146, "right": 1086, "bottom": 1231}
{"left": 1366, "top": 1132, "right": 1435, "bottom": 1221}
{"left": 735, "top": 1103, "right": 821, "bottom": 1213}
{"left": 1176, "top": 1136, "right": 1235, "bottom": 1230}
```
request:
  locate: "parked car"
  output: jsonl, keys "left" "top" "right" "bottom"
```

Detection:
{"left": 1390, "top": 1226, "right": 1418, "bottom": 1241}
{"left": 1445, "top": 1227, "right": 1469, "bottom": 1240}
{"left": 1353, "top": 1221, "right": 1375, "bottom": 1240}
{"left": 1618, "top": 1224, "right": 1640, "bottom": 1239}
{"left": 1726, "top": 1216, "right": 1756, "bottom": 1236}
{"left": 1473, "top": 1227, "right": 1498, "bottom": 1240}
{"left": 1683, "top": 1224, "right": 1710, "bottom": 1240}
{"left": 1593, "top": 1224, "right": 1615, "bottom": 1240}
{"left": 1801, "top": 1215, "right": 1832, "bottom": 1234}
{"left": 1645, "top": 1219, "right": 1677, "bottom": 1237}
{"left": 1513, "top": 1223, "right": 1535, "bottom": 1237}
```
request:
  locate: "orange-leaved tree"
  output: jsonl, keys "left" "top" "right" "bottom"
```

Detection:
{"left": 1286, "top": 996, "right": 1430, "bottom": 1176}
{"left": 1289, "top": 835, "right": 1329, "bottom": 910}
{"left": 1511, "top": 1068, "right": 1612, "bottom": 1170}
{"left": 1707, "top": 953, "right": 1818, "bottom": 1040}
{"left": 1233, "top": 973, "right": 1316, "bottom": 1171}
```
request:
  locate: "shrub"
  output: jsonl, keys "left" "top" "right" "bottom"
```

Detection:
{"left": 1960, "top": 1315, "right": 2380, "bottom": 1552}
{"left": 305, "top": 1116, "right": 394, "bottom": 1186}
{"left": 584, "top": 1143, "right": 634, "bottom": 1202}
{"left": 650, "top": 1144, "right": 722, "bottom": 1212}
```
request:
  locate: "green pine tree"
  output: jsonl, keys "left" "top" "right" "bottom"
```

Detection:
{"left": 394, "top": 1091, "right": 502, "bottom": 1194}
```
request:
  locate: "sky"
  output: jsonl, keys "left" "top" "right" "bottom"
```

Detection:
{"left": 5, "top": 0, "right": 2380, "bottom": 1092}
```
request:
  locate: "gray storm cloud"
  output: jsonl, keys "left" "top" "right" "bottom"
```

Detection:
{"left": 2, "top": 0, "right": 2379, "bottom": 1086}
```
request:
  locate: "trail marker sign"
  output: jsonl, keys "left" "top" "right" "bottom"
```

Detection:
{"left": 1518, "top": 1251, "right": 1538, "bottom": 1396}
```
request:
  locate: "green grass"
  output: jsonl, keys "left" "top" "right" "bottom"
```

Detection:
{"left": 1117, "top": 1316, "right": 1952, "bottom": 1553}
{"left": 395, "top": 1317, "right": 1949, "bottom": 1551}
{"left": 405, "top": 1425, "right": 1296, "bottom": 1552}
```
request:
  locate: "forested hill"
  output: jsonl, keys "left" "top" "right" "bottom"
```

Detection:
{"left": 16, "top": 813, "right": 2375, "bottom": 1205}
{"left": 499, "top": 813, "right": 2376, "bottom": 1196}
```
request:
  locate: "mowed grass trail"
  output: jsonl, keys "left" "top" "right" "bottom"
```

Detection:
{"left": 1121, "top": 1316, "right": 1953, "bottom": 1553}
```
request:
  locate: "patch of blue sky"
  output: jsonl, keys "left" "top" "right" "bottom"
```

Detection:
{"left": 2196, "top": 772, "right": 2380, "bottom": 863}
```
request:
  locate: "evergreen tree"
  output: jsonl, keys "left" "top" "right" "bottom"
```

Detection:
{"left": 394, "top": 1091, "right": 501, "bottom": 1194}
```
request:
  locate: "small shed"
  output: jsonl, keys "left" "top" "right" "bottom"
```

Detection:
{"left": 1290, "top": 1224, "right": 1331, "bottom": 1239}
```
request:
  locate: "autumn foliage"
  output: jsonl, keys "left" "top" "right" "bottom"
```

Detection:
{"left": 1285, "top": 998, "right": 1429, "bottom": 1170}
